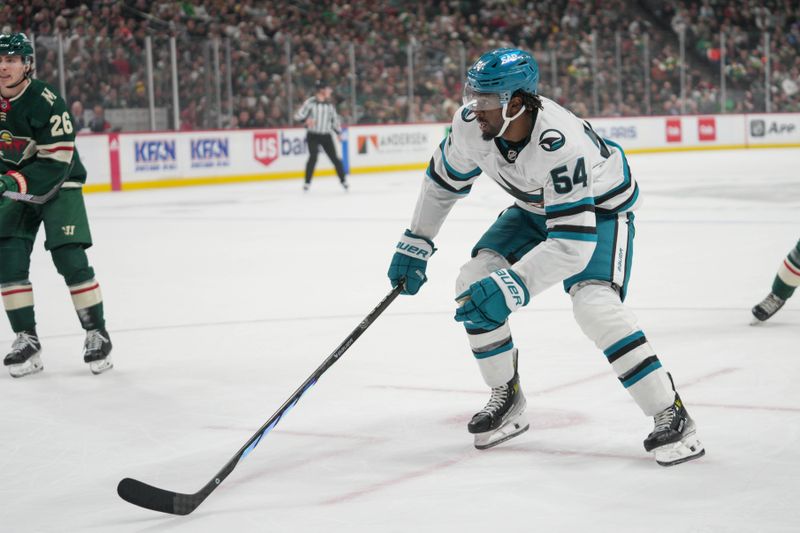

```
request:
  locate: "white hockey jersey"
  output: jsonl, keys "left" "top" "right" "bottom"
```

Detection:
{"left": 409, "top": 96, "right": 640, "bottom": 297}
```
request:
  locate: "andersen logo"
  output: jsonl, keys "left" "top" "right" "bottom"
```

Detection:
{"left": 357, "top": 135, "right": 378, "bottom": 154}
{"left": 357, "top": 132, "right": 428, "bottom": 154}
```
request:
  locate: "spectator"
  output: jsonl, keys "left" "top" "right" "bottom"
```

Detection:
{"left": 70, "top": 100, "right": 87, "bottom": 133}
{"left": 88, "top": 104, "right": 111, "bottom": 133}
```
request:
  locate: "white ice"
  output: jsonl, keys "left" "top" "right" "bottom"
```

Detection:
{"left": 1, "top": 148, "right": 799, "bottom": 533}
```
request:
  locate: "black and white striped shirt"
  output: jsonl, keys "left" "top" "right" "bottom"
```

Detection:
{"left": 294, "top": 97, "right": 342, "bottom": 135}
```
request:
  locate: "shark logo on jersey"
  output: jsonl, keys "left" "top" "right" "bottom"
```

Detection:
{"left": 539, "top": 129, "right": 565, "bottom": 152}
{"left": 461, "top": 108, "right": 476, "bottom": 122}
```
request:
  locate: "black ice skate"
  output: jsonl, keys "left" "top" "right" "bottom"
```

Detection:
{"left": 3, "top": 331, "right": 43, "bottom": 378}
{"left": 643, "top": 389, "right": 705, "bottom": 467}
{"left": 468, "top": 372, "right": 529, "bottom": 450}
{"left": 751, "top": 292, "right": 786, "bottom": 324}
{"left": 83, "top": 328, "right": 113, "bottom": 375}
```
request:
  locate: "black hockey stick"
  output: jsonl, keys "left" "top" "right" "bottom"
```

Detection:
{"left": 117, "top": 282, "right": 404, "bottom": 515}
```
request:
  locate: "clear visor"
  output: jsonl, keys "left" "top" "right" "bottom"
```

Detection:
{"left": 462, "top": 85, "right": 504, "bottom": 111}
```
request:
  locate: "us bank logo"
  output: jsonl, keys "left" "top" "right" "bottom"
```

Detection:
{"left": 254, "top": 132, "right": 308, "bottom": 166}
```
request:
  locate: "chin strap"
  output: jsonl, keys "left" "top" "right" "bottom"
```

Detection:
{"left": 495, "top": 102, "right": 526, "bottom": 138}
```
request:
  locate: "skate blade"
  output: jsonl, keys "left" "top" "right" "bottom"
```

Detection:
{"left": 474, "top": 415, "right": 530, "bottom": 450}
{"left": 8, "top": 353, "right": 44, "bottom": 378}
{"left": 749, "top": 316, "right": 766, "bottom": 326}
{"left": 89, "top": 357, "right": 113, "bottom": 375}
{"left": 654, "top": 432, "right": 705, "bottom": 467}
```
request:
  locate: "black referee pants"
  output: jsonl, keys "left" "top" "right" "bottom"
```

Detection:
{"left": 305, "top": 132, "right": 346, "bottom": 184}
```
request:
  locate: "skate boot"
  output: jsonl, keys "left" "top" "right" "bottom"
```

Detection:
{"left": 341, "top": 180, "right": 349, "bottom": 191}
{"left": 4, "top": 331, "right": 43, "bottom": 378}
{"left": 643, "top": 387, "right": 705, "bottom": 466}
{"left": 468, "top": 372, "right": 529, "bottom": 450}
{"left": 751, "top": 292, "right": 785, "bottom": 324}
{"left": 83, "top": 328, "right": 113, "bottom": 375}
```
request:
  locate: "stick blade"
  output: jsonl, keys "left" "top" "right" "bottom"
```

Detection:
{"left": 117, "top": 477, "right": 198, "bottom": 515}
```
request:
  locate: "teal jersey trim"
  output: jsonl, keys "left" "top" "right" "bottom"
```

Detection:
{"left": 440, "top": 139, "right": 481, "bottom": 181}
{"left": 546, "top": 196, "right": 595, "bottom": 214}
{"left": 548, "top": 231, "right": 598, "bottom": 242}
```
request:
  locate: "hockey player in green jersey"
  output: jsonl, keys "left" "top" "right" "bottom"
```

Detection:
{"left": 0, "top": 33, "right": 112, "bottom": 377}
{"left": 751, "top": 239, "right": 800, "bottom": 324}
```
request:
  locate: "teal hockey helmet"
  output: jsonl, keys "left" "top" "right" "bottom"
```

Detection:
{"left": 0, "top": 33, "right": 34, "bottom": 59}
{"left": 463, "top": 48, "right": 539, "bottom": 110}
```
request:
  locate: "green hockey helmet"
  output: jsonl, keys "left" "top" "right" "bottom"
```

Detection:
{"left": 0, "top": 33, "right": 34, "bottom": 61}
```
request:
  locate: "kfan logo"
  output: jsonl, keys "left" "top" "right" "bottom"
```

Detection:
{"left": 191, "top": 138, "right": 230, "bottom": 168}
{"left": 134, "top": 139, "right": 177, "bottom": 172}
{"left": 253, "top": 132, "right": 307, "bottom": 166}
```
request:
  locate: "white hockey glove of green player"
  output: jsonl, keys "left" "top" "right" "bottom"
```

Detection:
{"left": 0, "top": 171, "right": 25, "bottom": 195}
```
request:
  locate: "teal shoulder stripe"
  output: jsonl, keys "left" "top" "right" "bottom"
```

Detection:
{"left": 548, "top": 231, "right": 598, "bottom": 242}
{"left": 440, "top": 139, "right": 481, "bottom": 180}
{"left": 546, "top": 196, "right": 595, "bottom": 214}
{"left": 426, "top": 169, "right": 471, "bottom": 195}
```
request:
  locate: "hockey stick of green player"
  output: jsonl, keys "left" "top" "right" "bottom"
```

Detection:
{"left": 2, "top": 158, "right": 74, "bottom": 205}
{"left": 117, "top": 282, "right": 405, "bottom": 515}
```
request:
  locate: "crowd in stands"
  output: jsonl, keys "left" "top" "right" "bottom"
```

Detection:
{"left": 0, "top": 0, "right": 797, "bottom": 131}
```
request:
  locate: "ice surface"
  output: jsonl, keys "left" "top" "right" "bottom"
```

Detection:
{"left": 1, "top": 149, "right": 798, "bottom": 532}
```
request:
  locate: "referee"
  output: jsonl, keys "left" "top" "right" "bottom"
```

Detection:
{"left": 294, "top": 81, "right": 348, "bottom": 191}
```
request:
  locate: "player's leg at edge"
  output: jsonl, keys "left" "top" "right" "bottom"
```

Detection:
{"left": 0, "top": 238, "right": 43, "bottom": 377}
{"left": 751, "top": 239, "right": 800, "bottom": 325}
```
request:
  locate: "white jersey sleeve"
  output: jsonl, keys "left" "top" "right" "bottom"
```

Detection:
{"left": 409, "top": 112, "right": 482, "bottom": 239}
{"left": 512, "top": 151, "right": 598, "bottom": 297}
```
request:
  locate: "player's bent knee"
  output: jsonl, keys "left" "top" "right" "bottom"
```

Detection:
{"left": 51, "top": 243, "right": 95, "bottom": 285}
{"left": 571, "top": 281, "right": 637, "bottom": 344}
{"left": 455, "top": 250, "right": 510, "bottom": 296}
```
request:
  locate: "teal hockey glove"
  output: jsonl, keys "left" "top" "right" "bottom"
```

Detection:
{"left": 388, "top": 229, "right": 436, "bottom": 295}
{"left": 454, "top": 269, "right": 530, "bottom": 329}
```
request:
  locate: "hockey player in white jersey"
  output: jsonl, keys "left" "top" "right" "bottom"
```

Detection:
{"left": 387, "top": 48, "right": 704, "bottom": 466}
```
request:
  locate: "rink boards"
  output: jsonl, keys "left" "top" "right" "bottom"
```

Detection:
{"left": 75, "top": 112, "right": 800, "bottom": 192}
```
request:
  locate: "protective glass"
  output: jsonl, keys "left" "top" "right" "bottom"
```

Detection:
{"left": 462, "top": 85, "right": 503, "bottom": 111}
